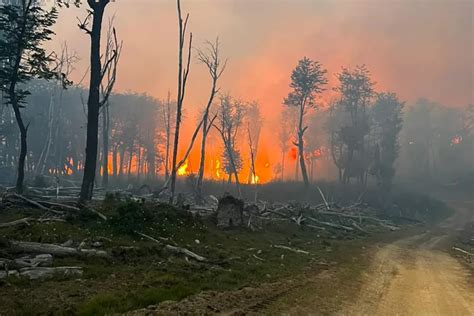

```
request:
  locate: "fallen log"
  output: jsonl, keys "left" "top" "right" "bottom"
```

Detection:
{"left": 0, "top": 217, "right": 32, "bottom": 228}
{"left": 6, "top": 240, "right": 108, "bottom": 258}
{"left": 272, "top": 244, "right": 309, "bottom": 255}
{"left": 13, "top": 254, "right": 53, "bottom": 268}
{"left": 0, "top": 217, "right": 66, "bottom": 229}
{"left": 0, "top": 266, "right": 83, "bottom": 280}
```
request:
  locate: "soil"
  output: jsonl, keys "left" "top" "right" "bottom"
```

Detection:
{"left": 130, "top": 199, "right": 474, "bottom": 315}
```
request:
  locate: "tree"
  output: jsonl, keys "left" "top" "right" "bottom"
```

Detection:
{"left": 372, "top": 92, "right": 404, "bottom": 191}
{"left": 213, "top": 95, "right": 245, "bottom": 194}
{"left": 246, "top": 101, "right": 262, "bottom": 184}
{"left": 284, "top": 57, "right": 327, "bottom": 188}
{"left": 195, "top": 38, "right": 226, "bottom": 195}
{"left": 0, "top": 0, "right": 59, "bottom": 193}
{"left": 101, "top": 17, "right": 122, "bottom": 188}
{"left": 170, "top": 0, "right": 192, "bottom": 201}
{"left": 335, "top": 65, "right": 375, "bottom": 184}
{"left": 78, "top": 0, "right": 120, "bottom": 200}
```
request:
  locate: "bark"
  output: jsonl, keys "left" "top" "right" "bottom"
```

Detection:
{"left": 80, "top": 1, "right": 109, "bottom": 201}
{"left": 297, "top": 102, "right": 309, "bottom": 187}
{"left": 102, "top": 102, "right": 109, "bottom": 187}
{"left": 170, "top": 0, "right": 192, "bottom": 201}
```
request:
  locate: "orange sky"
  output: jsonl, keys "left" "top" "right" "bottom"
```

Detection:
{"left": 50, "top": 0, "right": 473, "bottom": 181}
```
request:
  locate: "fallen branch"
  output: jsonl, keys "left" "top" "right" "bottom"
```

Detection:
{"left": 252, "top": 254, "right": 265, "bottom": 261}
{"left": 316, "top": 186, "right": 330, "bottom": 211}
{"left": 136, "top": 231, "right": 206, "bottom": 262}
{"left": 453, "top": 247, "right": 474, "bottom": 257}
{"left": 10, "top": 194, "right": 63, "bottom": 215}
{"left": 307, "top": 217, "right": 354, "bottom": 231}
{"left": 0, "top": 218, "right": 66, "bottom": 229}
{"left": 272, "top": 244, "right": 309, "bottom": 255}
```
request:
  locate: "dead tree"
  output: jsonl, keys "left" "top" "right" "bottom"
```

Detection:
{"left": 78, "top": 0, "right": 121, "bottom": 200}
{"left": 162, "top": 92, "right": 175, "bottom": 181}
{"left": 278, "top": 108, "right": 294, "bottom": 181}
{"left": 35, "top": 43, "right": 76, "bottom": 177}
{"left": 246, "top": 101, "right": 262, "bottom": 185}
{"left": 101, "top": 17, "right": 122, "bottom": 188}
{"left": 170, "top": 0, "right": 192, "bottom": 201}
{"left": 195, "top": 38, "right": 227, "bottom": 195}
{"left": 284, "top": 57, "right": 327, "bottom": 188}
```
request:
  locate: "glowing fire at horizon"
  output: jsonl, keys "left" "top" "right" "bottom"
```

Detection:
{"left": 177, "top": 160, "right": 189, "bottom": 176}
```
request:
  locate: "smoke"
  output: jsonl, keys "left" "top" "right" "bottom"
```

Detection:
{"left": 50, "top": 0, "right": 472, "bottom": 181}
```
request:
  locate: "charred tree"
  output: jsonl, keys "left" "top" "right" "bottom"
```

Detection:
{"left": 78, "top": 0, "right": 121, "bottom": 200}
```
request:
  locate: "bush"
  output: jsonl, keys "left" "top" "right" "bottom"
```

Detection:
{"left": 109, "top": 201, "right": 154, "bottom": 234}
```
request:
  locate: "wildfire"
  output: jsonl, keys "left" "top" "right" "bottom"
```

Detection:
{"left": 251, "top": 173, "right": 260, "bottom": 184}
{"left": 451, "top": 135, "right": 462, "bottom": 145}
{"left": 177, "top": 159, "right": 189, "bottom": 176}
{"left": 215, "top": 159, "right": 221, "bottom": 179}
{"left": 289, "top": 147, "right": 298, "bottom": 160}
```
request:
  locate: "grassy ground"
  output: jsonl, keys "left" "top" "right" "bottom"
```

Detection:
{"left": 0, "top": 191, "right": 452, "bottom": 315}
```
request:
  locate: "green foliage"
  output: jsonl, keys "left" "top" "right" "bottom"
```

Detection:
{"left": 284, "top": 57, "right": 328, "bottom": 109}
{"left": 372, "top": 92, "right": 404, "bottom": 190}
{"left": 0, "top": 1, "right": 59, "bottom": 106}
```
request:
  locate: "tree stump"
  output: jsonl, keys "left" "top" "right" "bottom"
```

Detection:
{"left": 216, "top": 194, "right": 244, "bottom": 229}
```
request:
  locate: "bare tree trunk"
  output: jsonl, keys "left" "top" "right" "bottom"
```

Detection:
{"left": 102, "top": 103, "right": 109, "bottom": 187}
{"left": 80, "top": 2, "right": 108, "bottom": 201}
{"left": 195, "top": 38, "right": 226, "bottom": 195}
{"left": 164, "top": 92, "right": 171, "bottom": 180}
{"left": 112, "top": 144, "right": 118, "bottom": 178}
{"left": 11, "top": 92, "right": 27, "bottom": 194}
{"left": 170, "top": 0, "right": 192, "bottom": 201}
{"left": 297, "top": 103, "right": 309, "bottom": 187}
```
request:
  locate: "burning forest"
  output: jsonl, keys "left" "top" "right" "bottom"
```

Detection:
{"left": 0, "top": 0, "right": 472, "bottom": 315}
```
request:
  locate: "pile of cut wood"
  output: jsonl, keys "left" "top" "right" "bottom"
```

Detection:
{"left": 0, "top": 240, "right": 108, "bottom": 280}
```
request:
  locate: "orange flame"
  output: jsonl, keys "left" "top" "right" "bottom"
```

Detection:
{"left": 177, "top": 159, "right": 189, "bottom": 176}
{"left": 250, "top": 173, "right": 260, "bottom": 184}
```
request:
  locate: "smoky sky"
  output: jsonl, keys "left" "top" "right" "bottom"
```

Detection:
{"left": 51, "top": 0, "right": 473, "bottom": 164}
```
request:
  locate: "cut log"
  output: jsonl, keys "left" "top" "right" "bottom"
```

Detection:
{"left": 0, "top": 266, "right": 83, "bottom": 280}
{"left": 7, "top": 240, "right": 108, "bottom": 258}
{"left": 14, "top": 254, "right": 53, "bottom": 268}
{"left": 9, "top": 194, "right": 62, "bottom": 215}
{"left": 272, "top": 244, "right": 309, "bottom": 255}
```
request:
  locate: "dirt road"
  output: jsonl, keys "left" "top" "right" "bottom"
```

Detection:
{"left": 260, "top": 200, "right": 474, "bottom": 316}
{"left": 338, "top": 200, "right": 474, "bottom": 316}
{"left": 132, "top": 200, "right": 474, "bottom": 315}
